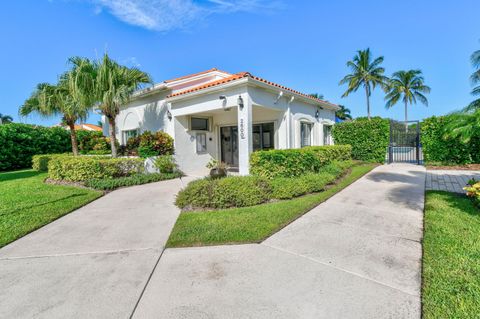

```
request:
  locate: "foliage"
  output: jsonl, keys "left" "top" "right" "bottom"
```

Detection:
{"left": 339, "top": 48, "right": 389, "bottom": 119}
{"left": 336, "top": 105, "right": 352, "bottom": 120}
{"left": 423, "top": 191, "right": 480, "bottom": 318}
{"left": 464, "top": 180, "right": 480, "bottom": 207}
{"left": 468, "top": 48, "right": 480, "bottom": 109}
{"left": 385, "top": 69, "right": 430, "bottom": 128}
{"left": 154, "top": 155, "right": 177, "bottom": 173}
{"left": 48, "top": 156, "right": 144, "bottom": 181}
{"left": 175, "top": 176, "right": 272, "bottom": 210}
{"left": 32, "top": 154, "right": 70, "bottom": 171}
{"left": 0, "top": 113, "right": 13, "bottom": 124}
{"left": 124, "top": 131, "right": 174, "bottom": 158}
{"left": 250, "top": 145, "right": 352, "bottom": 179}
{"left": 76, "top": 130, "right": 112, "bottom": 154}
{"left": 332, "top": 117, "right": 389, "bottom": 162}
{"left": 0, "top": 170, "right": 101, "bottom": 248}
{"left": 0, "top": 123, "right": 71, "bottom": 171}
{"left": 85, "top": 172, "right": 182, "bottom": 190}
{"left": 421, "top": 116, "right": 480, "bottom": 164}
{"left": 167, "top": 163, "right": 377, "bottom": 248}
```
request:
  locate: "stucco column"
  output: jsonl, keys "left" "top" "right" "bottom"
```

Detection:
{"left": 237, "top": 94, "right": 253, "bottom": 175}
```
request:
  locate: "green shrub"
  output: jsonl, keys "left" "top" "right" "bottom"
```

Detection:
{"left": 48, "top": 156, "right": 144, "bottom": 182}
{"left": 421, "top": 116, "right": 480, "bottom": 164}
{"left": 270, "top": 177, "right": 310, "bottom": 199}
{"left": 175, "top": 176, "right": 272, "bottom": 209}
{"left": 155, "top": 155, "right": 177, "bottom": 173}
{"left": 332, "top": 117, "right": 389, "bottom": 162}
{"left": 138, "top": 145, "right": 158, "bottom": 158}
{"left": 85, "top": 172, "right": 182, "bottom": 190}
{"left": 250, "top": 145, "right": 352, "bottom": 178}
{"left": 0, "top": 123, "right": 71, "bottom": 171}
{"left": 32, "top": 154, "right": 70, "bottom": 171}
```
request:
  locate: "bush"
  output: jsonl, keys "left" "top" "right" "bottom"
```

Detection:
{"left": 464, "top": 179, "right": 480, "bottom": 207}
{"left": 85, "top": 172, "right": 182, "bottom": 190}
{"left": 155, "top": 155, "right": 177, "bottom": 173}
{"left": 250, "top": 145, "right": 352, "bottom": 178}
{"left": 32, "top": 154, "right": 70, "bottom": 171}
{"left": 48, "top": 156, "right": 144, "bottom": 182}
{"left": 421, "top": 116, "right": 480, "bottom": 164}
{"left": 138, "top": 146, "right": 158, "bottom": 158}
{"left": 0, "top": 123, "right": 71, "bottom": 171}
{"left": 125, "top": 131, "right": 174, "bottom": 158}
{"left": 175, "top": 176, "right": 272, "bottom": 209}
{"left": 332, "top": 117, "right": 389, "bottom": 163}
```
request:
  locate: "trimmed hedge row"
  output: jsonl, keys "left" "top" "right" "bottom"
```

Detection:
{"left": 48, "top": 156, "right": 144, "bottom": 181}
{"left": 250, "top": 145, "right": 352, "bottom": 178}
{"left": 421, "top": 116, "right": 480, "bottom": 164}
{"left": 32, "top": 154, "right": 70, "bottom": 171}
{"left": 332, "top": 117, "right": 389, "bottom": 163}
{"left": 175, "top": 160, "right": 354, "bottom": 210}
{"left": 85, "top": 172, "right": 182, "bottom": 190}
{"left": 0, "top": 123, "right": 71, "bottom": 171}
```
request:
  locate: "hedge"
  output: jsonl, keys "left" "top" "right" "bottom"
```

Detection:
{"left": 175, "top": 160, "right": 353, "bottom": 209}
{"left": 85, "top": 172, "right": 182, "bottom": 190}
{"left": 77, "top": 130, "right": 112, "bottom": 155}
{"left": 48, "top": 156, "right": 144, "bottom": 182}
{"left": 32, "top": 154, "right": 70, "bottom": 172}
{"left": 0, "top": 123, "right": 71, "bottom": 171}
{"left": 250, "top": 145, "right": 352, "bottom": 178}
{"left": 121, "top": 131, "right": 174, "bottom": 158}
{"left": 332, "top": 117, "right": 389, "bottom": 163}
{"left": 421, "top": 116, "right": 480, "bottom": 164}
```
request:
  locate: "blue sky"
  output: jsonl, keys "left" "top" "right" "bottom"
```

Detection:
{"left": 1, "top": 0, "right": 479, "bottom": 126}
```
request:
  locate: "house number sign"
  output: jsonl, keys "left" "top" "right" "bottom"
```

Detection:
{"left": 240, "top": 118, "right": 246, "bottom": 139}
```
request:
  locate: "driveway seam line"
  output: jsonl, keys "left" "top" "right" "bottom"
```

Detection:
{"left": 261, "top": 243, "right": 419, "bottom": 297}
{"left": 129, "top": 247, "right": 166, "bottom": 319}
{"left": 0, "top": 247, "right": 159, "bottom": 261}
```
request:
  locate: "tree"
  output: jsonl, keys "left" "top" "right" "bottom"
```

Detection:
{"left": 19, "top": 58, "right": 95, "bottom": 156}
{"left": 385, "top": 70, "right": 430, "bottom": 131}
{"left": 469, "top": 48, "right": 480, "bottom": 110}
{"left": 0, "top": 113, "right": 13, "bottom": 124}
{"left": 309, "top": 93, "right": 325, "bottom": 100}
{"left": 336, "top": 105, "right": 352, "bottom": 120}
{"left": 94, "top": 54, "right": 152, "bottom": 157}
{"left": 339, "top": 48, "right": 389, "bottom": 120}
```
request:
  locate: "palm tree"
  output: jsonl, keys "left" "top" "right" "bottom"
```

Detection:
{"left": 309, "top": 93, "right": 325, "bottom": 100}
{"left": 0, "top": 113, "right": 13, "bottom": 124}
{"left": 94, "top": 54, "right": 152, "bottom": 157}
{"left": 469, "top": 48, "right": 480, "bottom": 110}
{"left": 339, "top": 48, "right": 389, "bottom": 120}
{"left": 385, "top": 70, "right": 431, "bottom": 131}
{"left": 336, "top": 105, "right": 352, "bottom": 120}
{"left": 19, "top": 60, "right": 95, "bottom": 156}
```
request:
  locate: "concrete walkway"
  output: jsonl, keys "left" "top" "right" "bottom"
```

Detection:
{"left": 0, "top": 177, "right": 191, "bottom": 318}
{"left": 133, "top": 164, "right": 425, "bottom": 319}
{"left": 426, "top": 169, "right": 480, "bottom": 193}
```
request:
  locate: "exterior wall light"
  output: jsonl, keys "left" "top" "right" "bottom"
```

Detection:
{"left": 167, "top": 110, "right": 172, "bottom": 121}
{"left": 237, "top": 95, "right": 244, "bottom": 110}
{"left": 315, "top": 109, "right": 320, "bottom": 119}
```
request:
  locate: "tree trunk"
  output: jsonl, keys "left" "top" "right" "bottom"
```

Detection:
{"left": 365, "top": 85, "right": 371, "bottom": 120}
{"left": 108, "top": 117, "right": 118, "bottom": 157}
{"left": 68, "top": 121, "right": 79, "bottom": 156}
{"left": 405, "top": 100, "right": 408, "bottom": 133}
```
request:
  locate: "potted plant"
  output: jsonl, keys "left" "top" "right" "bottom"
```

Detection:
{"left": 206, "top": 159, "right": 228, "bottom": 179}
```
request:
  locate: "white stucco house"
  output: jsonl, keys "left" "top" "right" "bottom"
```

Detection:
{"left": 103, "top": 68, "right": 339, "bottom": 175}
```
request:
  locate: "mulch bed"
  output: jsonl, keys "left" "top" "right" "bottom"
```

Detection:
{"left": 427, "top": 164, "right": 480, "bottom": 171}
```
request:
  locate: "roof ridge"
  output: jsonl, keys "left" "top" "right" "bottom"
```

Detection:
{"left": 164, "top": 68, "right": 230, "bottom": 83}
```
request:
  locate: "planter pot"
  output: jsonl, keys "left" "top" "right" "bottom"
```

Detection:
{"left": 210, "top": 168, "right": 227, "bottom": 179}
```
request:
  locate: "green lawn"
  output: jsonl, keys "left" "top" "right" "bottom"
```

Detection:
{"left": 167, "top": 163, "right": 377, "bottom": 248}
{"left": 423, "top": 191, "right": 480, "bottom": 318}
{"left": 0, "top": 170, "right": 102, "bottom": 248}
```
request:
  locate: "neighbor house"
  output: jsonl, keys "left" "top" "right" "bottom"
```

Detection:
{"left": 103, "top": 68, "right": 339, "bottom": 175}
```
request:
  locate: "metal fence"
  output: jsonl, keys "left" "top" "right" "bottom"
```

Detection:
{"left": 388, "top": 119, "right": 423, "bottom": 164}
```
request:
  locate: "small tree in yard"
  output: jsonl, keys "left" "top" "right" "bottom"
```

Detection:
{"left": 94, "top": 54, "right": 152, "bottom": 157}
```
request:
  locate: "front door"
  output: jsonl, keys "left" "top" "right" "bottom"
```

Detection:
{"left": 220, "top": 126, "right": 239, "bottom": 167}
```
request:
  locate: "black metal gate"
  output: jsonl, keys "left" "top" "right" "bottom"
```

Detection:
{"left": 388, "top": 119, "right": 423, "bottom": 164}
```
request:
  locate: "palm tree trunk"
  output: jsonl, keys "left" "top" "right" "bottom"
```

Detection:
{"left": 365, "top": 86, "right": 371, "bottom": 120}
{"left": 108, "top": 117, "right": 118, "bottom": 157}
{"left": 67, "top": 121, "right": 79, "bottom": 156}
{"left": 405, "top": 100, "right": 408, "bottom": 133}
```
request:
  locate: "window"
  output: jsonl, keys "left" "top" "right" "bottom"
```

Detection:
{"left": 196, "top": 133, "right": 207, "bottom": 153}
{"left": 323, "top": 125, "right": 332, "bottom": 145}
{"left": 252, "top": 122, "right": 274, "bottom": 151}
{"left": 191, "top": 117, "right": 209, "bottom": 131}
{"left": 123, "top": 129, "right": 138, "bottom": 144}
{"left": 300, "top": 122, "right": 312, "bottom": 147}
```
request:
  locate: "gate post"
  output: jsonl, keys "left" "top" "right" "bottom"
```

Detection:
{"left": 388, "top": 119, "right": 393, "bottom": 164}
{"left": 416, "top": 122, "right": 420, "bottom": 165}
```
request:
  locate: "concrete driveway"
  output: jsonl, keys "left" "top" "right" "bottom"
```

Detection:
{"left": 132, "top": 164, "right": 425, "bottom": 319}
{"left": 0, "top": 177, "right": 191, "bottom": 318}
